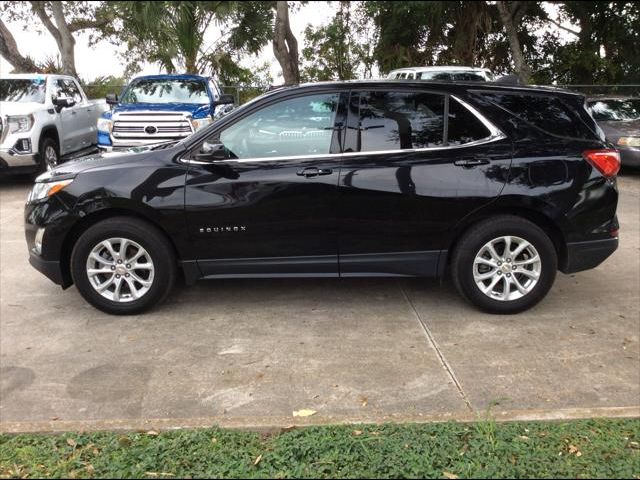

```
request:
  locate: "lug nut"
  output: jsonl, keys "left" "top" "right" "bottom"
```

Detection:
{"left": 125, "top": 273, "right": 130, "bottom": 277}
{"left": 497, "top": 271, "right": 502, "bottom": 275}
{"left": 126, "top": 264, "right": 131, "bottom": 268}
{"left": 111, "top": 266, "right": 116, "bottom": 270}
{"left": 506, "top": 273, "right": 511, "bottom": 277}
{"left": 116, "top": 274, "right": 120, "bottom": 278}
{"left": 512, "top": 265, "right": 517, "bottom": 270}
{"left": 497, "top": 261, "right": 502, "bottom": 266}
{"left": 117, "top": 259, "right": 122, "bottom": 264}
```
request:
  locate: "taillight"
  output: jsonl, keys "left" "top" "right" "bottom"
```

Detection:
{"left": 583, "top": 149, "right": 621, "bottom": 178}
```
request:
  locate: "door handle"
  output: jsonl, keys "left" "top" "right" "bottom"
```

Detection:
{"left": 454, "top": 158, "right": 489, "bottom": 168}
{"left": 296, "top": 167, "right": 333, "bottom": 177}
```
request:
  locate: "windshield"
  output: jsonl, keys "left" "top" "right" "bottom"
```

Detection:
{"left": 121, "top": 79, "right": 209, "bottom": 104}
{"left": 588, "top": 99, "right": 640, "bottom": 121}
{"left": 0, "top": 78, "right": 46, "bottom": 103}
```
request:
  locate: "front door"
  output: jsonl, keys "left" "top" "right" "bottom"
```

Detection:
{"left": 184, "top": 91, "right": 347, "bottom": 277}
{"left": 338, "top": 88, "right": 512, "bottom": 277}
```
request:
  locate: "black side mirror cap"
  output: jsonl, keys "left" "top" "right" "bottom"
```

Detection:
{"left": 53, "top": 96, "right": 75, "bottom": 109}
{"left": 194, "top": 141, "right": 229, "bottom": 161}
{"left": 106, "top": 93, "right": 119, "bottom": 105}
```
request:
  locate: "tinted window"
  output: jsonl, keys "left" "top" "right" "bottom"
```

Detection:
{"left": 0, "top": 78, "right": 46, "bottom": 103}
{"left": 219, "top": 93, "right": 339, "bottom": 159}
{"left": 356, "top": 91, "right": 445, "bottom": 151}
{"left": 54, "top": 79, "right": 82, "bottom": 103}
{"left": 121, "top": 79, "right": 209, "bottom": 104}
{"left": 480, "top": 92, "right": 594, "bottom": 139}
{"left": 448, "top": 98, "right": 491, "bottom": 145}
{"left": 418, "top": 72, "right": 451, "bottom": 81}
{"left": 588, "top": 99, "right": 640, "bottom": 121}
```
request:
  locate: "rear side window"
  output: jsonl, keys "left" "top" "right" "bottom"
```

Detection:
{"left": 448, "top": 98, "right": 491, "bottom": 145}
{"left": 356, "top": 91, "right": 445, "bottom": 151}
{"left": 352, "top": 91, "right": 493, "bottom": 151}
{"left": 478, "top": 92, "right": 596, "bottom": 139}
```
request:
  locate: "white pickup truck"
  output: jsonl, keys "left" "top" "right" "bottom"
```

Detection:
{"left": 0, "top": 74, "right": 108, "bottom": 173}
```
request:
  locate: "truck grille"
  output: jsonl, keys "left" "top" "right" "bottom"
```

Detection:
{"left": 111, "top": 111, "right": 193, "bottom": 143}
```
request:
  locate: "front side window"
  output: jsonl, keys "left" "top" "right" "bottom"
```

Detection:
{"left": 121, "top": 79, "right": 209, "bottom": 104}
{"left": 218, "top": 93, "right": 340, "bottom": 159}
{"left": 0, "top": 79, "right": 46, "bottom": 103}
{"left": 356, "top": 91, "right": 445, "bottom": 151}
{"left": 53, "top": 79, "right": 82, "bottom": 103}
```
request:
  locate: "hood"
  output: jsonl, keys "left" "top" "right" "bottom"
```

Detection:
{"left": 598, "top": 120, "right": 640, "bottom": 138}
{"left": 113, "top": 102, "right": 211, "bottom": 117}
{"left": 40, "top": 142, "right": 181, "bottom": 181}
{"left": 0, "top": 101, "right": 46, "bottom": 116}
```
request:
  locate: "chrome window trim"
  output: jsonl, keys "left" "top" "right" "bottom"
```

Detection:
{"left": 181, "top": 94, "right": 506, "bottom": 165}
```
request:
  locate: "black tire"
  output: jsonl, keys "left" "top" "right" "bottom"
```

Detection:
{"left": 38, "top": 136, "right": 60, "bottom": 173}
{"left": 451, "top": 215, "right": 557, "bottom": 314}
{"left": 70, "top": 217, "right": 177, "bottom": 315}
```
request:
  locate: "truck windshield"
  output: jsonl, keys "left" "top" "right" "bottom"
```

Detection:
{"left": 0, "top": 79, "right": 46, "bottom": 103}
{"left": 589, "top": 99, "right": 640, "bottom": 121}
{"left": 121, "top": 79, "right": 209, "bottom": 104}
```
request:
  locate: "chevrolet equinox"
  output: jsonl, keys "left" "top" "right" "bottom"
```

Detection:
{"left": 25, "top": 81, "right": 620, "bottom": 315}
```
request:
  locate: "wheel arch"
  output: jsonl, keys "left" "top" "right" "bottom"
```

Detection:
{"left": 446, "top": 206, "right": 567, "bottom": 272}
{"left": 39, "top": 125, "right": 60, "bottom": 152}
{"left": 59, "top": 208, "right": 183, "bottom": 287}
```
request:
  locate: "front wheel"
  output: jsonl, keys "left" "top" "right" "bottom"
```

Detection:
{"left": 71, "top": 217, "right": 176, "bottom": 315}
{"left": 451, "top": 216, "right": 557, "bottom": 314}
{"left": 38, "top": 137, "right": 60, "bottom": 173}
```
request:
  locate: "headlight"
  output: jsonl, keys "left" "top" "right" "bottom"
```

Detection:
{"left": 7, "top": 114, "right": 34, "bottom": 133}
{"left": 617, "top": 137, "right": 640, "bottom": 147}
{"left": 190, "top": 117, "right": 213, "bottom": 131}
{"left": 27, "top": 179, "right": 73, "bottom": 203}
{"left": 97, "top": 117, "right": 113, "bottom": 132}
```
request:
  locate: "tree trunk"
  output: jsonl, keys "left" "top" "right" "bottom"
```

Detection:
{"left": 496, "top": 1, "right": 531, "bottom": 84}
{"left": 0, "top": 19, "right": 41, "bottom": 72}
{"left": 273, "top": 1, "right": 299, "bottom": 85}
{"left": 30, "top": 1, "right": 77, "bottom": 77}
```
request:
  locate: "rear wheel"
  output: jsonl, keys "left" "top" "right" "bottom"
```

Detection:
{"left": 71, "top": 217, "right": 176, "bottom": 315}
{"left": 451, "top": 216, "right": 557, "bottom": 314}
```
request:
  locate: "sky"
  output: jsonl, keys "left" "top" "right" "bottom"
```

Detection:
{"left": 0, "top": 2, "right": 576, "bottom": 84}
{"left": 0, "top": 2, "right": 339, "bottom": 82}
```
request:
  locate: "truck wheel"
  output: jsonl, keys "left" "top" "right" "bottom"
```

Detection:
{"left": 70, "top": 217, "right": 177, "bottom": 315}
{"left": 451, "top": 215, "right": 557, "bottom": 314}
{"left": 38, "top": 137, "right": 60, "bottom": 172}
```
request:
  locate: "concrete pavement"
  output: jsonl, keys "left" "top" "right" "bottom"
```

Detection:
{"left": 1, "top": 172, "right": 638, "bottom": 433}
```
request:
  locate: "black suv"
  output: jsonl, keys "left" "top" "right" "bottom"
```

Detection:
{"left": 25, "top": 81, "right": 620, "bottom": 315}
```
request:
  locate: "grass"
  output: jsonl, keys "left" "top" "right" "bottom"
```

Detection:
{"left": 1, "top": 418, "right": 638, "bottom": 478}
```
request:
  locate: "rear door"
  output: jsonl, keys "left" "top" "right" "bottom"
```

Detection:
{"left": 338, "top": 88, "right": 512, "bottom": 277}
{"left": 52, "top": 79, "right": 87, "bottom": 153}
{"left": 184, "top": 90, "right": 347, "bottom": 277}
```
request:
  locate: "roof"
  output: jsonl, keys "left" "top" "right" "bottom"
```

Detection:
{"left": 389, "top": 66, "right": 491, "bottom": 73}
{"left": 130, "top": 74, "right": 209, "bottom": 82}
{"left": 280, "top": 79, "right": 583, "bottom": 97}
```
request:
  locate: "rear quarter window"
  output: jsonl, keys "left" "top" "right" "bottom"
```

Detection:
{"left": 474, "top": 92, "right": 598, "bottom": 140}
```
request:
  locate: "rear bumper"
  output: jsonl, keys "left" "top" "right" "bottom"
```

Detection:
{"left": 28, "top": 253, "right": 70, "bottom": 288}
{"left": 619, "top": 148, "right": 640, "bottom": 167}
{"left": 561, "top": 238, "right": 618, "bottom": 274}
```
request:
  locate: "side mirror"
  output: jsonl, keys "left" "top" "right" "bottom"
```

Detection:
{"left": 106, "top": 93, "right": 119, "bottom": 105}
{"left": 53, "top": 96, "right": 75, "bottom": 109}
{"left": 214, "top": 94, "right": 234, "bottom": 106}
{"left": 194, "top": 141, "right": 229, "bottom": 161}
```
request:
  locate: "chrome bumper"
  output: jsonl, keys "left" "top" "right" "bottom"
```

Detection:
{"left": 0, "top": 149, "right": 38, "bottom": 168}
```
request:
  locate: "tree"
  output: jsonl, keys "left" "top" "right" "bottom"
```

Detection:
{"left": 0, "top": 1, "right": 112, "bottom": 76}
{"left": 273, "top": 0, "right": 299, "bottom": 84}
{"left": 496, "top": 1, "right": 532, "bottom": 83}
{"left": 0, "top": 18, "right": 39, "bottom": 72}
{"left": 97, "top": 1, "right": 273, "bottom": 79}
{"left": 301, "top": 1, "right": 363, "bottom": 81}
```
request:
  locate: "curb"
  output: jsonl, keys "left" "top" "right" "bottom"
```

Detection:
{"left": 1, "top": 406, "right": 638, "bottom": 435}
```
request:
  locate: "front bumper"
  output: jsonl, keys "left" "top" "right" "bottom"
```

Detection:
{"left": 28, "top": 252, "right": 69, "bottom": 287}
{"left": 0, "top": 148, "right": 38, "bottom": 169}
{"left": 561, "top": 238, "right": 619, "bottom": 274}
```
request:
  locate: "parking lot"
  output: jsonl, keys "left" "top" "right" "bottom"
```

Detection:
{"left": 1, "top": 172, "right": 638, "bottom": 433}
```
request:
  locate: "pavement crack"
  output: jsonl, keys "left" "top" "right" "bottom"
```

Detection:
{"left": 398, "top": 282, "right": 474, "bottom": 413}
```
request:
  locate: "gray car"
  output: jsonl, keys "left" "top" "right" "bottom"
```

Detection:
{"left": 587, "top": 96, "right": 640, "bottom": 167}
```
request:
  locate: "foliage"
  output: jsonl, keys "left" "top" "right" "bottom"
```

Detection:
{"left": 81, "top": 75, "right": 128, "bottom": 100}
{"left": 1, "top": 418, "right": 638, "bottom": 478}
{"left": 301, "top": 1, "right": 372, "bottom": 82}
